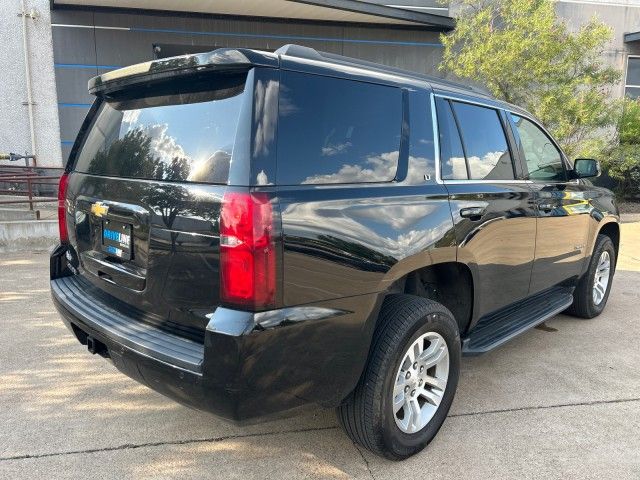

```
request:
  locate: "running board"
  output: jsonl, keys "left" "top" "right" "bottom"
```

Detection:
{"left": 462, "top": 287, "right": 574, "bottom": 356}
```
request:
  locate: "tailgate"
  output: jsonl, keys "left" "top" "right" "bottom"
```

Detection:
{"left": 66, "top": 173, "right": 224, "bottom": 335}
{"left": 61, "top": 70, "right": 251, "bottom": 336}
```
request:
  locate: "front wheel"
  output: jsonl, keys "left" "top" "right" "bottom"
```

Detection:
{"left": 337, "top": 294, "right": 461, "bottom": 460}
{"left": 566, "top": 234, "right": 616, "bottom": 319}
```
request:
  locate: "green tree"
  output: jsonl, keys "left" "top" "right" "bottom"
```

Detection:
{"left": 439, "top": 0, "right": 620, "bottom": 159}
{"left": 603, "top": 98, "right": 640, "bottom": 198}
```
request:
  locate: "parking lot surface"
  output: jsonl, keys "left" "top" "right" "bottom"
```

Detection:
{"left": 1, "top": 223, "right": 639, "bottom": 479}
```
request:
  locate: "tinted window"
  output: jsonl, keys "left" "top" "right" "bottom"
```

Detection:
{"left": 407, "top": 90, "right": 436, "bottom": 183}
{"left": 74, "top": 76, "right": 246, "bottom": 184}
{"left": 276, "top": 72, "right": 402, "bottom": 185}
{"left": 452, "top": 101, "right": 514, "bottom": 180}
{"left": 435, "top": 98, "right": 467, "bottom": 180}
{"left": 510, "top": 114, "right": 565, "bottom": 182}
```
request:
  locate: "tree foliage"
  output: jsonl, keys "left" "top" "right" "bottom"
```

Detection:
{"left": 604, "top": 98, "right": 640, "bottom": 198}
{"left": 439, "top": 0, "right": 621, "bottom": 159}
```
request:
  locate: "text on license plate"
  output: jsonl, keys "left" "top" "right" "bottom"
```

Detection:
{"left": 101, "top": 220, "right": 133, "bottom": 260}
{"left": 103, "top": 228, "right": 130, "bottom": 247}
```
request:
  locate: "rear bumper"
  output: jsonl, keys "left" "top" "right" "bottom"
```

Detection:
{"left": 50, "top": 249, "right": 382, "bottom": 423}
{"left": 51, "top": 276, "right": 235, "bottom": 420}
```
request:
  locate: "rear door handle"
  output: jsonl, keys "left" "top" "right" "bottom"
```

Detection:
{"left": 459, "top": 206, "right": 486, "bottom": 220}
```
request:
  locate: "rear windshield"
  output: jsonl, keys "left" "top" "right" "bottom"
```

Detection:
{"left": 73, "top": 75, "right": 246, "bottom": 184}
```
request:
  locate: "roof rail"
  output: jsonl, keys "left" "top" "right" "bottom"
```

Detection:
{"left": 275, "top": 44, "right": 489, "bottom": 96}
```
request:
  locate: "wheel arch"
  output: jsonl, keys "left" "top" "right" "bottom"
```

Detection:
{"left": 344, "top": 262, "right": 473, "bottom": 406}
{"left": 598, "top": 221, "right": 620, "bottom": 262}
{"left": 381, "top": 262, "right": 475, "bottom": 336}
{"left": 580, "top": 217, "right": 620, "bottom": 278}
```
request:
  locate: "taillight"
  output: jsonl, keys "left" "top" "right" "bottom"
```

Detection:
{"left": 219, "top": 192, "right": 276, "bottom": 310}
{"left": 58, "top": 173, "right": 70, "bottom": 243}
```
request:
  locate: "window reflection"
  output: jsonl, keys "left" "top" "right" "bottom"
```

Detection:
{"left": 436, "top": 98, "right": 467, "bottom": 180}
{"left": 407, "top": 90, "right": 436, "bottom": 184}
{"left": 253, "top": 78, "right": 278, "bottom": 157}
{"left": 277, "top": 71, "right": 402, "bottom": 185}
{"left": 451, "top": 101, "right": 514, "bottom": 181}
{"left": 302, "top": 151, "right": 399, "bottom": 185}
{"left": 446, "top": 156, "right": 468, "bottom": 180}
{"left": 511, "top": 114, "right": 565, "bottom": 182}
{"left": 75, "top": 82, "right": 245, "bottom": 184}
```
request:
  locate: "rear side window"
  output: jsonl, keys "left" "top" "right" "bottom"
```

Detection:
{"left": 510, "top": 114, "right": 565, "bottom": 182}
{"left": 450, "top": 101, "right": 514, "bottom": 181}
{"left": 435, "top": 98, "right": 467, "bottom": 180}
{"left": 407, "top": 90, "right": 436, "bottom": 183}
{"left": 73, "top": 74, "right": 247, "bottom": 184}
{"left": 276, "top": 71, "right": 402, "bottom": 185}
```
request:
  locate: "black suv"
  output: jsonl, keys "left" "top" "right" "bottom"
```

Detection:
{"left": 51, "top": 45, "right": 619, "bottom": 460}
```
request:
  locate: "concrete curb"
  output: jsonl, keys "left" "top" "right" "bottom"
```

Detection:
{"left": 0, "top": 220, "right": 58, "bottom": 252}
{"left": 0, "top": 208, "right": 38, "bottom": 221}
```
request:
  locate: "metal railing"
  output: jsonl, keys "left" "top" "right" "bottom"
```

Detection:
{"left": 0, "top": 155, "right": 63, "bottom": 219}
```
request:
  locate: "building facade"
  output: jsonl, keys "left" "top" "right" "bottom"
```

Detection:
{"left": 1, "top": 0, "right": 639, "bottom": 167}
{"left": 553, "top": 0, "right": 640, "bottom": 99}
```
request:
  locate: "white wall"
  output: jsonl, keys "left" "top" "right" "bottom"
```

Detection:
{"left": 0, "top": 0, "right": 62, "bottom": 167}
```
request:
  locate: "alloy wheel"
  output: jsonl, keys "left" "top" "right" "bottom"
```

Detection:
{"left": 592, "top": 250, "right": 611, "bottom": 306}
{"left": 392, "top": 332, "right": 449, "bottom": 434}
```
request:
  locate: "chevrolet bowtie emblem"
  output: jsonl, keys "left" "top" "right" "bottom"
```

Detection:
{"left": 90, "top": 202, "right": 109, "bottom": 218}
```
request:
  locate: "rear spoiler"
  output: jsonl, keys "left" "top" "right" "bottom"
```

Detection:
{"left": 88, "top": 48, "right": 279, "bottom": 97}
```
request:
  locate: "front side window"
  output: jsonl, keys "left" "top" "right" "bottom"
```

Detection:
{"left": 451, "top": 101, "right": 515, "bottom": 181}
{"left": 510, "top": 114, "right": 565, "bottom": 182}
{"left": 276, "top": 71, "right": 402, "bottom": 185}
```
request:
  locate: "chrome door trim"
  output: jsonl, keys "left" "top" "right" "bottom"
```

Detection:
{"left": 443, "top": 179, "right": 534, "bottom": 185}
{"left": 430, "top": 92, "right": 444, "bottom": 184}
{"left": 433, "top": 92, "right": 503, "bottom": 111}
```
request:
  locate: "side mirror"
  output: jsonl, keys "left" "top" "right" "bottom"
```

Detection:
{"left": 573, "top": 158, "right": 600, "bottom": 178}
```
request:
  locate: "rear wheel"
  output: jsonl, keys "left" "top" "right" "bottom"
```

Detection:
{"left": 337, "top": 294, "right": 460, "bottom": 460}
{"left": 566, "top": 234, "right": 616, "bottom": 319}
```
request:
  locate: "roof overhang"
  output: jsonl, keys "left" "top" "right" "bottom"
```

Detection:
{"left": 624, "top": 31, "right": 640, "bottom": 43}
{"left": 51, "top": 0, "right": 455, "bottom": 30}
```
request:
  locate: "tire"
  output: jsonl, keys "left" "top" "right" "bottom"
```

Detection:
{"left": 337, "top": 294, "right": 461, "bottom": 460}
{"left": 566, "top": 234, "right": 616, "bottom": 319}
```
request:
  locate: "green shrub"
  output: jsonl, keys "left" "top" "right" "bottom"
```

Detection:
{"left": 603, "top": 99, "right": 640, "bottom": 199}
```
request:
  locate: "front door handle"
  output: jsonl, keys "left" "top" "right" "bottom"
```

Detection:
{"left": 460, "top": 206, "right": 486, "bottom": 220}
